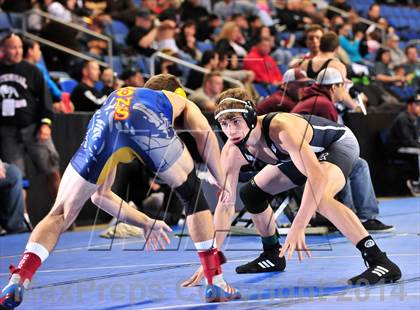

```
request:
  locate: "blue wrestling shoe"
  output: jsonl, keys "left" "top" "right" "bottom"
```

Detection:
{"left": 0, "top": 282, "right": 24, "bottom": 309}
{"left": 205, "top": 284, "right": 241, "bottom": 302}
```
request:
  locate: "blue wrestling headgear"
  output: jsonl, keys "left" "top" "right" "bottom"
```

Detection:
{"left": 214, "top": 97, "right": 257, "bottom": 145}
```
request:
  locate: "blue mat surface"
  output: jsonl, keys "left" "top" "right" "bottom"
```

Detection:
{"left": 0, "top": 197, "right": 419, "bottom": 309}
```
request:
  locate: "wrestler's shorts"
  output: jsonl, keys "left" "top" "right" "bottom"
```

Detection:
{"left": 277, "top": 128, "right": 360, "bottom": 186}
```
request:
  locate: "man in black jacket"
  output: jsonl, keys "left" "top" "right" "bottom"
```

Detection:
{"left": 389, "top": 92, "right": 420, "bottom": 196}
{"left": 0, "top": 33, "right": 61, "bottom": 200}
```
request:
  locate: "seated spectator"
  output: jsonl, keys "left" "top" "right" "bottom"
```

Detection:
{"left": 404, "top": 45, "right": 419, "bottom": 88}
{"left": 126, "top": 9, "right": 158, "bottom": 57}
{"left": 22, "top": 38, "right": 74, "bottom": 113}
{"left": 244, "top": 37, "right": 283, "bottom": 86}
{"left": 180, "top": 0, "right": 210, "bottom": 23}
{"left": 256, "top": 68, "right": 313, "bottom": 115}
{"left": 93, "top": 0, "right": 137, "bottom": 27}
{"left": 71, "top": 60, "right": 107, "bottom": 111}
{"left": 186, "top": 50, "right": 219, "bottom": 90}
{"left": 82, "top": 18, "right": 110, "bottom": 57}
{"left": 374, "top": 48, "right": 408, "bottom": 96}
{"left": 0, "top": 160, "right": 27, "bottom": 234}
{"left": 291, "top": 67, "right": 347, "bottom": 121}
{"left": 214, "top": 0, "right": 273, "bottom": 26}
{"left": 385, "top": 34, "right": 406, "bottom": 69}
{"left": 155, "top": 49, "right": 183, "bottom": 77}
{"left": 176, "top": 20, "right": 202, "bottom": 62}
{"left": 388, "top": 92, "right": 420, "bottom": 196}
{"left": 100, "top": 68, "right": 120, "bottom": 96}
{"left": 218, "top": 52, "right": 256, "bottom": 98}
{"left": 189, "top": 71, "right": 224, "bottom": 112}
{"left": 275, "top": 0, "right": 313, "bottom": 32}
{"left": 337, "top": 23, "right": 363, "bottom": 63}
{"left": 120, "top": 68, "right": 145, "bottom": 87}
{"left": 215, "top": 22, "right": 248, "bottom": 60}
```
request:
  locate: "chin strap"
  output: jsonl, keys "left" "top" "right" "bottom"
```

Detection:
{"left": 234, "top": 127, "right": 253, "bottom": 147}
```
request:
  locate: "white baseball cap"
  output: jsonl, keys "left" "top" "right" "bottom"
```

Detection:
{"left": 283, "top": 68, "right": 310, "bottom": 83}
{"left": 316, "top": 67, "right": 353, "bottom": 88}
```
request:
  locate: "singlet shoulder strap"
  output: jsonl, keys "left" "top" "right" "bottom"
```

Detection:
{"left": 262, "top": 112, "right": 278, "bottom": 150}
{"left": 307, "top": 59, "right": 315, "bottom": 78}
{"left": 320, "top": 58, "right": 334, "bottom": 71}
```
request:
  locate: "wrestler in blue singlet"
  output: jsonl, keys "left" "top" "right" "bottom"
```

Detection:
{"left": 71, "top": 87, "right": 184, "bottom": 184}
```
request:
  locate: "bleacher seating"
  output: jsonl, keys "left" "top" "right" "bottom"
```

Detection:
{"left": 59, "top": 79, "right": 78, "bottom": 93}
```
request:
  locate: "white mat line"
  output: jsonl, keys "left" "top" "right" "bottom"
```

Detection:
{"left": 0, "top": 253, "right": 418, "bottom": 276}
{"left": 143, "top": 292, "right": 420, "bottom": 310}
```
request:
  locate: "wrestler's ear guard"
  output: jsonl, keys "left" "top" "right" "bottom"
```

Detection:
{"left": 174, "top": 87, "right": 187, "bottom": 98}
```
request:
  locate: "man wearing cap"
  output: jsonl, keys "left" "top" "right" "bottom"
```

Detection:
{"left": 385, "top": 34, "right": 406, "bottom": 69}
{"left": 291, "top": 67, "right": 350, "bottom": 121}
{"left": 388, "top": 92, "right": 420, "bottom": 196}
{"left": 256, "top": 68, "right": 314, "bottom": 115}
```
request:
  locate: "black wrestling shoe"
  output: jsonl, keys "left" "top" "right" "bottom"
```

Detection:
{"left": 236, "top": 251, "right": 286, "bottom": 274}
{"left": 348, "top": 252, "right": 401, "bottom": 285}
{"left": 362, "top": 219, "right": 395, "bottom": 233}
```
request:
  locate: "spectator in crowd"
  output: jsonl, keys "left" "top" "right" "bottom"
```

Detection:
{"left": 303, "top": 24, "right": 324, "bottom": 60}
{"left": 385, "top": 34, "right": 406, "bottom": 69}
{"left": 186, "top": 50, "right": 220, "bottom": 90}
{"left": 275, "top": 0, "right": 313, "bottom": 32}
{"left": 155, "top": 49, "right": 183, "bottom": 77}
{"left": 217, "top": 52, "right": 256, "bottom": 97}
{"left": 404, "top": 45, "right": 419, "bottom": 88}
{"left": 0, "top": 159, "right": 27, "bottom": 235}
{"left": 70, "top": 60, "right": 107, "bottom": 111}
{"left": 256, "top": 68, "right": 314, "bottom": 115}
{"left": 180, "top": 0, "right": 210, "bottom": 23}
{"left": 189, "top": 71, "right": 224, "bottom": 112}
{"left": 41, "top": 0, "right": 81, "bottom": 71}
{"left": 176, "top": 20, "right": 202, "bottom": 61}
{"left": 300, "top": 31, "right": 358, "bottom": 110}
{"left": 244, "top": 37, "right": 283, "bottom": 86}
{"left": 291, "top": 67, "right": 346, "bottom": 121}
{"left": 214, "top": 0, "right": 274, "bottom": 26}
{"left": 0, "top": 33, "right": 61, "bottom": 200}
{"left": 374, "top": 48, "right": 408, "bottom": 95}
{"left": 326, "top": 0, "right": 352, "bottom": 20}
{"left": 22, "top": 38, "right": 74, "bottom": 113}
{"left": 337, "top": 23, "right": 364, "bottom": 63}
{"left": 92, "top": 0, "right": 137, "bottom": 27}
{"left": 215, "top": 21, "right": 248, "bottom": 60}
{"left": 388, "top": 92, "right": 420, "bottom": 196}
{"left": 366, "top": 3, "right": 381, "bottom": 24}
{"left": 82, "top": 18, "right": 110, "bottom": 57}
{"left": 120, "top": 68, "right": 145, "bottom": 87}
{"left": 126, "top": 8, "right": 158, "bottom": 57}
{"left": 100, "top": 67, "right": 120, "bottom": 96}
{"left": 196, "top": 13, "right": 221, "bottom": 42}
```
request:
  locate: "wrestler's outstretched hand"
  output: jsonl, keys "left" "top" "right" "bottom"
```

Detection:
{"left": 143, "top": 219, "right": 172, "bottom": 251}
{"left": 181, "top": 265, "right": 204, "bottom": 287}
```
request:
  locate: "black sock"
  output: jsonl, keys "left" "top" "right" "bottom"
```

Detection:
{"left": 356, "top": 236, "right": 384, "bottom": 261}
{"left": 261, "top": 231, "right": 281, "bottom": 254}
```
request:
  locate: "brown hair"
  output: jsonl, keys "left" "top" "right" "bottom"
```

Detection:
{"left": 203, "top": 70, "right": 222, "bottom": 84}
{"left": 144, "top": 73, "right": 183, "bottom": 91}
{"left": 214, "top": 88, "right": 253, "bottom": 121}
{"left": 304, "top": 24, "right": 324, "bottom": 39}
{"left": 320, "top": 31, "right": 339, "bottom": 52}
